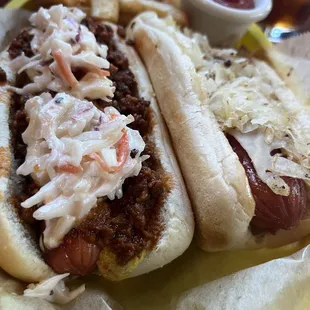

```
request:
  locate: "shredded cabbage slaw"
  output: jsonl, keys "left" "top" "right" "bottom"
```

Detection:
{"left": 17, "top": 92, "right": 148, "bottom": 249}
{"left": 8, "top": 5, "right": 149, "bottom": 303}
{"left": 24, "top": 273, "right": 85, "bottom": 304}
{"left": 10, "top": 5, "right": 114, "bottom": 100}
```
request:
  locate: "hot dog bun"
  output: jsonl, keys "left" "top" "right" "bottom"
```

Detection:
{"left": 0, "top": 51, "right": 54, "bottom": 282}
{"left": 114, "top": 31, "right": 194, "bottom": 278}
{"left": 119, "top": 0, "right": 187, "bottom": 26}
{"left": 128, "top": 12, "right": 310, "bottom": 252}
{"left": 0, "top": 17, "right": 193, "bottom": 283}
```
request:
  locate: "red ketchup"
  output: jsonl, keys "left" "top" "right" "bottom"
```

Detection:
{"left": 213, "top": 0, "right": 255, "bottom": 10}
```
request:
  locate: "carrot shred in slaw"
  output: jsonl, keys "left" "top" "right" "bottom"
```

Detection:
{"left": 89, "top": 131, "right": 129, "bottom": 173}
{"left": 57, "top": 163, "right": 83, "bottom": 174}
{"left": 97, "top": 69, "right": 110, "bottom": 77}
{"left": 53, "top": 50, "right": 79, "bottom": 88}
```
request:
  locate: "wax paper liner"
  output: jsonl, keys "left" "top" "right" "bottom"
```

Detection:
{"left": 266, "top": 32, "right": 310, "bottom": 106}
{"left": 176, "top": 245, "right": 310, "bottom": 310}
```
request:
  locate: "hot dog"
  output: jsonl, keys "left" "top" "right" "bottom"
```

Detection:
{"left": 0, "top": 5, "right": 194, "bottom": 299}
{"left": 128, "top": 12, "right": 310, "bottom": 251}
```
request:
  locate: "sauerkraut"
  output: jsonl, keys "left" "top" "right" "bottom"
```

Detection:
{"left": 145, "top": 14, "right": 310, "bottom": 195}
{"left": 196, "top": 44, "right": 310, "bottom": 195}
{"left": 17, "top": 93, "right": 148, "bottom": 249}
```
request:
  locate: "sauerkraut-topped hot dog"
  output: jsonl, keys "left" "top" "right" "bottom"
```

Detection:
{"left": 129, "top": 13, "right": 310, "bottom": 252}
{"left": 0, "top": 5, "right": 193, "bottom": 302}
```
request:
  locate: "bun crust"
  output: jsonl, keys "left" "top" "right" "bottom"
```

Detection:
{"left": 114, "top": 34, "right": 194, "bottom": 277}
{"left": 0, "top": 52, "right": 53, "bottom": 282}
{"left": 119, "top": 0, "right": 187, "bottom": 26}
{"left": 129, "top": 12, "right": 310, "bottom": 251}
{"left": 129, "top": 14, "right": 255, "bottom": 251}
{"left": 0, "top": 22, "right": 193, "bottom": 282}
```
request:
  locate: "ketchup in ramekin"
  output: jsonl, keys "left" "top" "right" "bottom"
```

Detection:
{"left": 213, "top": 0, "right": 255, "bottom": 10}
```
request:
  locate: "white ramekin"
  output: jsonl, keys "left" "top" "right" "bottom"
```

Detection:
{"left": 181, "top": 0, "right": 272, "bottom": 47}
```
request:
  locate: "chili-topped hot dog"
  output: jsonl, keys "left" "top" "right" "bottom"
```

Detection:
{"left": 0, "top": 6, "right": 193, "bottom": 302}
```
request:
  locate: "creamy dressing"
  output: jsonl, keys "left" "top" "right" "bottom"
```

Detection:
{"left": 24, "top": 273, "right": 85, "bottom": 304}
{"left": 205, "top": 66, "right": 310, "bottom": 194}
{"left": 230, "top": 130, "right": 290, "bottom": 195}
{"left": 11, "top": 5, "right": 149, "bottom": 250}
{"left": 8, "top": 5, "right": 149, "bottom": 303}
{"left": 10, "top": 5, "right": 114, "bottom": 100}
{"left": 17, "top": 93, "right": 147, "bottom": 249}
{"left": 196, "top": 44, "right": 310, "bottom": 195}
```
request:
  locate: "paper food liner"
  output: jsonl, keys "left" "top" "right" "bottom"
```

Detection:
{"left": 176, "top": 246, "right": 310, "bottom": 310}
{"left": 1, "top": 8, "right": 310, "bottom": 310}
{"left": 266, "top": 32, "right": 310, "bottom": 106}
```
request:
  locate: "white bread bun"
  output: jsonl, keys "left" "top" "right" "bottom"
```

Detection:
{"left": 128, "top": 12, "right": 310, "bottom": 252}
{"left": 0, "top": 52, "right": 53, "bottom": 282}
{"left": 0, "top": 19, "right": 193, "bottom": 282}
{"left": 114, "top": 31, "right": 194, "bottom": 277}
{"left": 119, "top": 0, "right": 187, "bottom": 26}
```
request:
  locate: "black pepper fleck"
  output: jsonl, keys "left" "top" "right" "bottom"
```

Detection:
{"left": 117, "top": 26, "right": 126, "bottom": 38}
{"left": 126, "top": 39, "right": 135, "bottom": 46}
{"left": 0, "top": 67, "right": 7, "bottom": 83}
{"left": 55, "top": 97, "right": 64, "bottom": 104}
{"left": 224, "top": 60, "right": 232, "bottom": 68}
{"left": 130, "top": 149, "right": 138, "bottom": 158}
{"left": 287, "top": 68, "right": 293, "bottom": 77}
